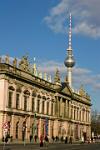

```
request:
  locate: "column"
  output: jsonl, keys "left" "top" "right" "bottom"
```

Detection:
{"left": 89, "top": 111, "right": 91, "bottom": 123}
{"left": 84, "top": 109, "right": 86, "bottom": 122}
{"left": 75, "top": 107, "right": 77, "bottom": 120}
{"left": 55, "top": 97, "right": 59, "bottom": 117}
{"left": 2, "top": 79, "right": 9, "bottom": 109}
{"left": 60, "top": 98, "right": 62, "bottom": 117}
{"left": 49, "top": 100, "right": 51, "bottom": 115}
{"left": 53, "top": 120, "right": 58, "bottom": 137}
{"left": 40, "top": 98, "right": 42, "bottom": 113}
{"left": 44, "top": 99, "right": 46, "bottom": 114}
{"left": 68, "top": 101, "right": 71, "bottom": 119}
{"left": 34, "top": 96, "right": 37, "bottom": 112}
{"left": 72, "top": 106, "right": 74, "bottom": 120}
{"left": 10, "top": 115, "right": 15, "bottom": 138}
{"left": 86, "top": 110, "right": 87, "bottom": 122}
{"left": 66, "top": 100, "right": 68, "bottom": 118}
{"left": 48, "top": 119, "right": 51, "bottom": 137}
{"left": 38, "top": 118, "right": 42, "bottom": 138}
{"left": 28, "top": 90, "right": 32, "bottom": 112}
{"left": 80, "top": 108, "right": 82, "bottom": 122}
{"left": 0, "top": 113, "right": 4, "bottom": 139}
{"left": 53, "top": 101, "right": 55, "bottom": 116}
{"left": 87, "top": 111, "right": 89, "bottom": 122}
{"left": 78, "top": 108, "right": 79, "bottom": 121}
{"left": 81, "top": 109, "right": 83, "bottom": 122}
{"left": 20, "top": 88, "right": 24, "bottom": 110}
{"left": 26, "top": 116, "right": 31, "bottom": 141}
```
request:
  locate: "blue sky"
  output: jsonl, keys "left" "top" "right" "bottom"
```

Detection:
{"left": 0, "top": 0, "right": 100, "bottom": 112}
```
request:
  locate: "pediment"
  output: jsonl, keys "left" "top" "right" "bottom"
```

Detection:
{"left": 61, "top": 82, "right": 72, "bottom": 96}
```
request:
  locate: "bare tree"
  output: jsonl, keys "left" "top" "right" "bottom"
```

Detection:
{"left": 91, "top": 110, "right": 100, "bottom": 136}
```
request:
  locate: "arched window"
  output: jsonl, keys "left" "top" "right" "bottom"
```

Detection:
{"left": 55, "top": 98, "right": 58, "bottom": 116}
{"left": 47, "top": 101, "right": 49, "bottom": 115}
{"left": 37, "top": 99, "right": 40, "bottom": 113}
{"left": 37, "top": 94, "right": 41, "bottom": 113}
{"left": 80, "top": 110, "right": 81, "bottom": 121}
{"left": 42, "top": 96, "right": 46, "bottom": 114}
{"left": 24, "top": 95, "right": 27, "bottom": 111}
{"left": 32, "top": 97, "right": 35, "bottom": 112}
{"left": 71, "top": 105, "right": 73, "bottom": 119}
{"left": 16, "top": 88, "right": 21, "bottom": 109}
{"left": 64, "top": 100, "right": 66, "bottom": 117}
{"left": 74, "top": 108, "right": 76, "bottom": 120}
{"left": 51, "top": 102, "right": 53, "bottom": 116}
{"left": 8, "top": 86, "right": 15, "bottom": 108}
{"left": 8, "top": 91, "right": 13, "bottom": 108}
{"left": 42, "top": 100, "right": 45, "bottom": 114}
{"left": 82, "top": 108, "right": 85, "bottom": 121}
{"left": 23, "top": 90, "right": 30, "bottom": 111}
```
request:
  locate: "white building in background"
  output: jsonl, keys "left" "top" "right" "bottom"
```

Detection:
{"left": 0, "top": 15, "right": 91, "bottom": 142}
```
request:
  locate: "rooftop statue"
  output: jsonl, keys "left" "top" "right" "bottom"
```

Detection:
{"left": 0, "top": 57, "right": 1, "bottom": 63}
{"left": 79, "top": 85, "right": 86, "bottom": 96}
{"left": 5, "top": 55, "right": 10, "bottom": 64}
{"left": 13, "top": 58, "right": 17, "bottom": 67}
{"left": 54, "top": 68, "right": 61, "bottom": 85}
{"left": 19, "top": 55, "right": 30, "bottom": 72}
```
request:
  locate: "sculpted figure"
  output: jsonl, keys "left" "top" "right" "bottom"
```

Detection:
{"left": 13, "top": 58, "right": 17, "bottom": 67}
{"left": 5, "top": 55, "right": 10, "bottom": 64}
{"left": 19, "top": 55, "right": 29, "bottom": 71}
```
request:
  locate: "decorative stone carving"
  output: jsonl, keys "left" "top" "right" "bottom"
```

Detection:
{"left": 32, "top": 88, "right": 38, "bottom": 96}
{"left": 18, "top": 55, "right": 30, "bottom": 72}
{"left": 44, "top": 73, "right": 47, "bottom": 80}
{"left": 38, "top": 72, "right": 42, "bottom": 78}
{"left": 13, "top": 58, "right": 17, "bottom": 67}
{"left": 8, "top": 86, "right": 15, "bottom": 91}
{"left": 79, "top": 85, "right": 86, "bottom": 96}
{"left": 48, "top": 75, "right": 52, "bottom": 82}
{"left": 54, "top": 68, "right": 61, "bottom": 85}
{"left": 0, "top": 57, "right": 1, "bottom": 63}
{"left": 16, "top": 85, "right": 22, "bottom": 93}
{"left": 65, "top": 75, "right": 68, "bottom": 83}
{"left": 5, "top": 55, "right": 10, "bottom": 64}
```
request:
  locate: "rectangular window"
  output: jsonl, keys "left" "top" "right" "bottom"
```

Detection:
{"left": 8, "top": 91, "right": 12, "bottom": 108}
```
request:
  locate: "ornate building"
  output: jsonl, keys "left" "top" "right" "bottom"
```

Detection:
{"left": 0, "top": 14, "right": 91, "bottom": 142}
